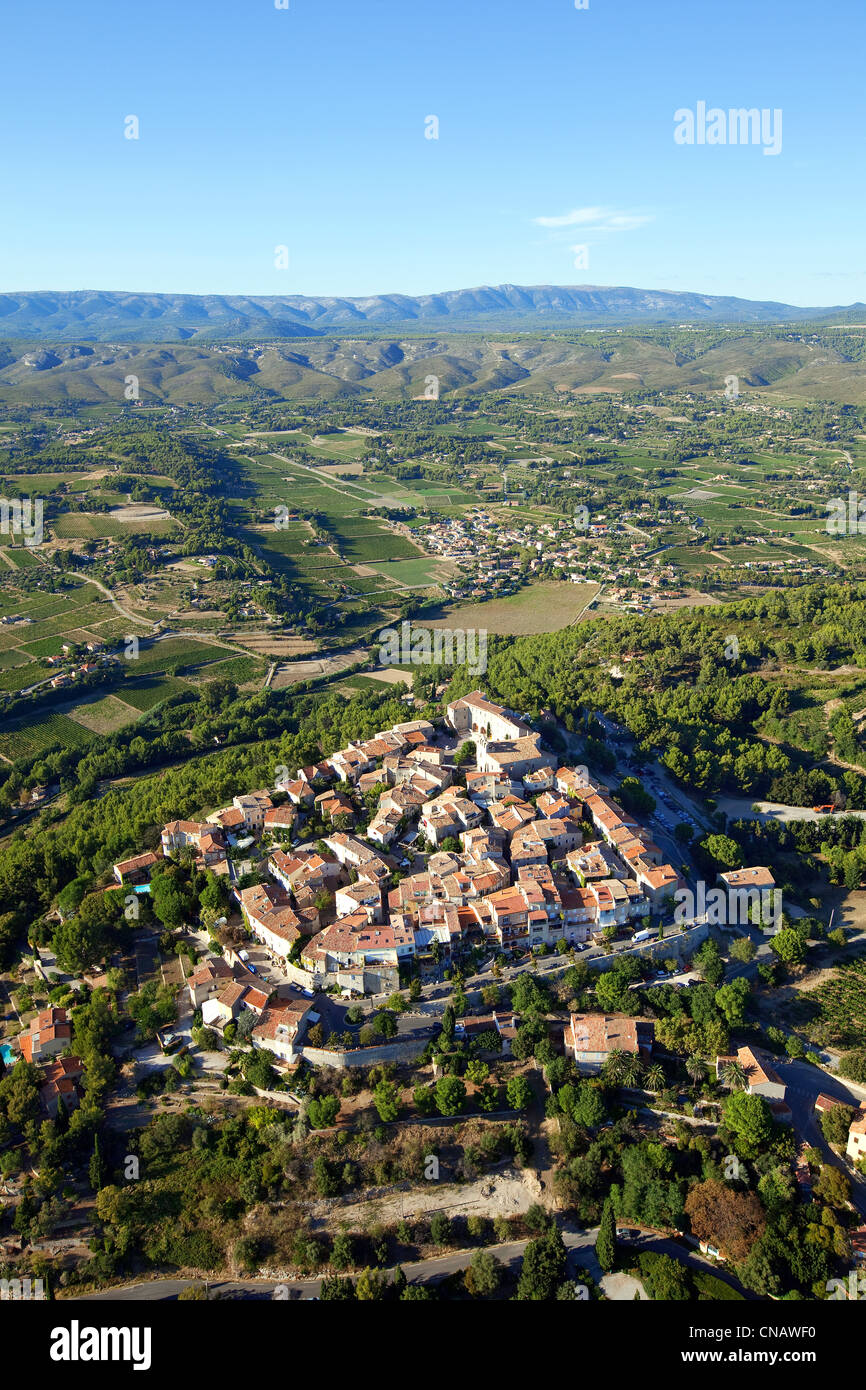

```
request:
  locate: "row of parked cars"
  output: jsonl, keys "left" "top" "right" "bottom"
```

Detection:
{"left": 644, "top": 774, "right": 698, "bottom": 833}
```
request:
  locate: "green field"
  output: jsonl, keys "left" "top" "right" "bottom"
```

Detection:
{"left": 126, "top": 638, "right": 236, "bottom": 676}
{"left": 0, "top": 711, "right": 96, "bottom": 761}
{"left": 119, "top": 676, "right": 190, "bottom": 711}
{"left": 367, "top": 556, "right": 448, "bottom": 587}
{"left": 52, "top": 513, "right": 178, "bottom": 540}
{"left": 1, "top": 547, "right": 44, "bottom": 569}
{"left": 428, "top": 581, "right": 600, "bottom": 635}
{"left": 332, "top": 517, "right": 422, "bottom": 562}
{"left": 0, "top": 661, "right": 41, "bottom": 693}
{"left": 66, "top": 692, "right": 143, "bottom": 734}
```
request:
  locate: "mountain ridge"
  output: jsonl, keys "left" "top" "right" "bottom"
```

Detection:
{"left": 4, "top": 329, "right": 866, "bottom": 407}
{"left": 0, "top": 284, "right": 860, "bottom": 342}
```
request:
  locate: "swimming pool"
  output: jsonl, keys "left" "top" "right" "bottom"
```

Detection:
{"left": 0, "top": 1043, "right": 14, "bottom": 1066}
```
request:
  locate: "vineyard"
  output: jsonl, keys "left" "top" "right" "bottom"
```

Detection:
{"left": 796, "top": 957, "right": 866, "bottom": 1048}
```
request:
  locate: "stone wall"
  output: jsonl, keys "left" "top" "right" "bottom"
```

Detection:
{"left": 301, "top": 1035, "right": 430, "bottom": 1070}
{"left": 583, "top": 920, "right": 709, "bottom": 971}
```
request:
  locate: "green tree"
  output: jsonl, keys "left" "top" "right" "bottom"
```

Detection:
{"left": 558, "top": 1081, "right": 606, "bottom": 1129}
{"left": 813, "top": 1164, "right": 851, "bottom": 1208}
{"left": 637, "top": 1250, "right": 691, "bottom": 1300}
{"left": 0, "top": 1060, "right": 42, "bottom": 1129}
{"left": 715, "top": 978, "right": 751, "bottom": 1027}
{"left": 372, "top": 1078, "right": 401, "bottom": 1123}
{"left": 771, "top": 928, "right": 806, "bottom": 965}
{"left": 723, "top": 1091, "right": 773, "bottom": 1158}
{"left": 53, "top": 891, "right": 120, "bottom": 974}
{"left": 89, "top": 1134, "right": 108, "bottom": 1192}
{"left": 355, "top": 1268, "right": 387, "bottom": 1301}
{"left": 330, "top": 1232, "right": 355, "bottom": 1270}
{"left": 700, "top": 834, "right": 743, "bottom": 871}
{"left": 320, "top": 1275, "right": 356, "bottom": 1300}
{"left": 466, "top": 1058, "right": 489, "bottom": 1086}
{"left": 694, "top": 938, "right": 724, "bottom": 987}
{"left": 307, "top": 1095, "right": 340, "bottom": 1129}
{"left": 729, "top": 936, "right": 756, "bottom": 964}
{"left": 434, "top": 1075, "right": 466, "bottom": 1116}
{"left": 819, "top": 1104, "right": 856, "bottom": 1149}
{"left": 595, "top": 1198, "right": 617, "bottom": 1273}
{"left": 516, "top": 1226, "right": 568, "bottom": 1301}
{"left": 413, "top": 1084, "right": 437, "bottom": 1115}
{"left": 430, "top": 1212, "right": 453, "bottom": 1246}
{"left": 150, "top": 873, "right": 189, "bottom": 931}
{"left": 464, "top": 1249, "right": 502, "bottom": 1297}
{"left": 506, "top": 1075, "right": 532, "bottom": 1111}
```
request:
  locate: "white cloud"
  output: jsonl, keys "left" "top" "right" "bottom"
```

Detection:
{"left": 533, "top": 206, "right": 653, "bottom": 233}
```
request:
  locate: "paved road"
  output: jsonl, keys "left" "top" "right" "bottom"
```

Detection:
{"left": 67, "top": 1223, "right": 749, "bottom": 1301}
{"left": 774, "top": 1057, "right": 866, "bottom": 1218}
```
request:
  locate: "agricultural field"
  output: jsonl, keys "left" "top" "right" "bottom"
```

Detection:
{"left": 792, "top": 957, "right": 866, "bottom": 1048}
{"left": 0, "top": 660, "right": 41, "bottom": 693}
{"left": 51, "top": 511, "right": 178, "bottom": 540}
{"left": 0, "top": 709, "right": 96, "bottom": 762}
{"left": 428, "top": 581, "right": 600, "bottom": 636}
{"left": 0, "top": 547, "right": 44, "bottom": 570}
{"left": 65, "top": 692, "right": 143, "bottom": 734}
{"left": 118, "top": 676, "right": 190, "bottom": 711}
{"left": 124, "top": 637, "right": 239, "bottom": 676}
{"left": 366, "top": 556, "right": 452, "bottom": 587}
{"left": 0, "top": 586, "right": 132, "bottom": 664}
{"left": 332, "top": 517, "right": 423, "bottom": 563}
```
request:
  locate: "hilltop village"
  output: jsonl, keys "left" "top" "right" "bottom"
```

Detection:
{"left": 105, "top": 692, "right": 687, "bottom": 1053}
{"left": 4, "top": 686, "right": 866, "bottom": 1300}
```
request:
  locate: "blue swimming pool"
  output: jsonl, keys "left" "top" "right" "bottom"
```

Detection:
{"left": 0, "top": 1043, "right": 14, "bottom": 1065}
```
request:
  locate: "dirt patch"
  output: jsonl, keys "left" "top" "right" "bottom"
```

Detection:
{"left": 368, "top": 667, "right": 413, "bottom": 685}
{"left": 651, "top": 589, "right": 721, "bottom": 611}
{"left": 317, "top": 462, "right": 364, "bottom": 477}
{"left": 270, "top": 646, "right": 369, "bottom": 688}
{"left": 308, "top": 1164, "right": 543, "bottom": 1232}
{"left": 227, "top": 633, "right": 317, "bottom": 659}
{"left": 108, "top": 505, "right": 171, "bottom": 524}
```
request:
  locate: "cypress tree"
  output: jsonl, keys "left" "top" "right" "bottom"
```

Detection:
{"left": 595, "top": 1198, "right": 617, "bottom": 1273}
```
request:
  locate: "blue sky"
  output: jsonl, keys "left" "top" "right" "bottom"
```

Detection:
{"left": 1, "top": 0, "right": 863, "bottom": 306}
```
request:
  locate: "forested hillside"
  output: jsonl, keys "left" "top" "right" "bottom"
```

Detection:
{"left": 444, "top": 582, "right": 866, "bottom": 804}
